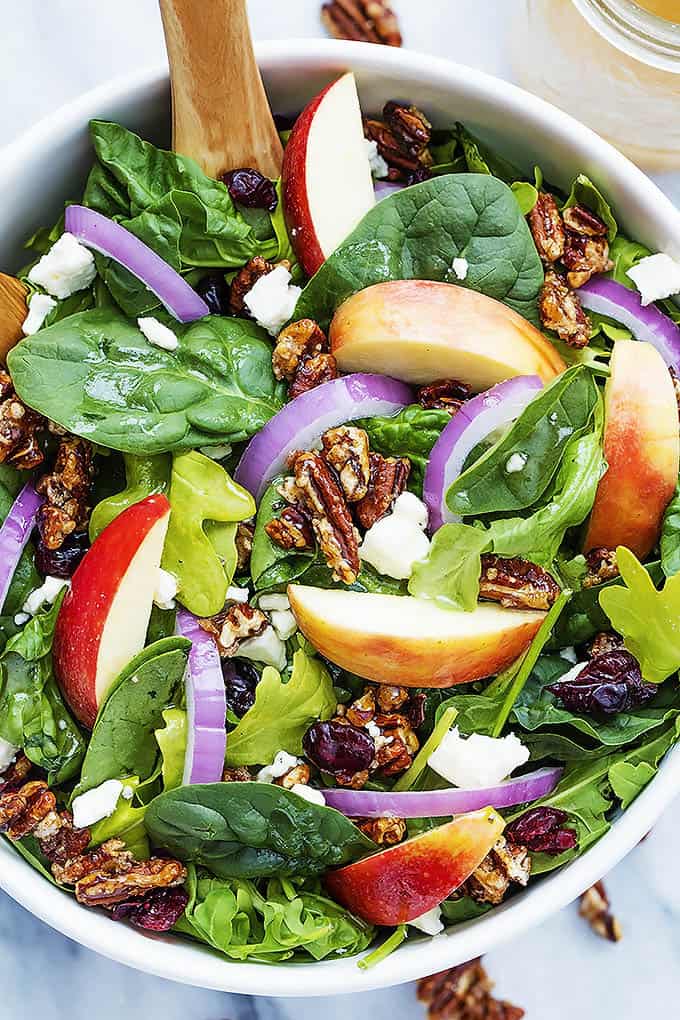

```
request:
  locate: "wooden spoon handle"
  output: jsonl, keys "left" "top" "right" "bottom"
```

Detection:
{"left": 0, "top": 273, "right": 28, "bottom": 364}
{"left": 159, "top": 0, "right": 283, "bottom": 179}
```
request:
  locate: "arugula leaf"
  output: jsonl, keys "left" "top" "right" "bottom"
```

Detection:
{"left": 89, "top": 453, "right": 170, "bottom": 540}
{"left": 661, "top": 478, "right": 680, "bottom": 578}
{"left": 74, "top": 638, "right": 189, "bottom": 796}
{"left": 511, "top": 181, "right": 539, "bottom": 215}
{"left": 607, "top": 234, "right": 651, "bottom": 288}
{"left": 226, "top": 650, "right": 336, "bottom": 767}
{"left": 408, "top": 522, "right": 488, "bottom": 611}
{"left": 358, "top": 405, "right": 450, "bottom": 496}
{"left": 447, "top": 367, "right": 598, "bottom": 516}
{"left": 455, "top": 125, "right": 524, "bottom": 183}
{"left": 0, "top": 596, "right": 84, "bottom": 785}
{"left": 89, "top": 775, "right": 150, "bottom": 859}
{"left": 563, "top": 174, "right": 618, "bottom": 241}
{"left": 599, "top": 547, "right": 680, "bottom": 683}
{"left": 294, "top": 174, "right": 545, "bottom": 328}
{"left": 608, "top": 718, "right": 680, "bottom": 809}
{"left": 145, "top": 782, "right": 374, "bottom": 878}
{"left": 8, "top": 309, "right": 286, "bottom": 455}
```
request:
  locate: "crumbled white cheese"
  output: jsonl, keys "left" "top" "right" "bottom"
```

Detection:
{"left": 428, "top": 727, "right": 530, "bottom": 788}
{"left": 627, "top": 252, "right": 680, "bottom": 306}
{"left": 259, "top": 593, "right": 290, "bottom": 612}
{"left": 199, "top": 444, "right": 233, "bottom": 460}
{"left": 27, "top": 233, "right": 96, "bottom": 299}
{"left": 359, "top": 491, "right": 430, "bottom": 580}
{"left": 505, "top": 452, "right": 528, "bottom": 474}
{"left": 0, "top": 737, "right": 18, "bottom": 774}
{"left": 409, "top": 905, "right": 444, "bottom": 936}
{"left": 238, "top": 625, "right": 287, "bottom": 670}
{"left": 122, "top": 785, "right": 135, "bottom": 801}
{"left": 138, "top": 316, "right": 179, "bottom": 351}
{"left": 364, "top": 138, "right": 389, "bottom": 179}
{"left": 13, "top": 612, "right": 30, "bottom": 627}
{"left": 270, "top": 609, "right": 298, "bottom": 642}
{"left": 291, "top": 783, "right": 326, "bottom": 806}
{"left": 366, "top": 720, "right": 381, "bottom": 740}
{"left": 559, "top": 645, "right": 578, "bottom": 664}
{"left": 226, "top": 585, "right": 250, "bottom": 604}
{"left": 72, "top": 779, "right": 123, "bottom": 829}
{"left": 23, "top": 576, "right": 69, "bottom": 617}
{"left": 244, "top": 265, "right": 301, "bottom": 336}
{"left": 153, "top": 568, "right": 178, "bottom": 610}
{"left": 257, "top": 750, "right": 301, "bottom": 783}
{"left": 452, "top": 257, "right": 469, "bottom": 281}
{"left": 552, "top": 661, "right": 588, "bottom": 687}
{"left": 22, "top": 293, "right": 57, "bottom": 335}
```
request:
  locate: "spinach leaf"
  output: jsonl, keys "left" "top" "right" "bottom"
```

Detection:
{"left": 455, "top": 125, "right": 524, "bottom": 184}
{"left": 358, "top": 405, "right": 449, "bottom": 496}
{"left": 661, "top": 478, "right": 680, "bottom": 578}
{"left": 74, "top": 638, "right": 189, "bottom": 796}
{"left": 89, "top": 453, "right": 170, "bottom": 540}
{"left": 294, "top": 174, "right": 545, "bottom": 328}
{"left": 0, "top": 596, "right": 84, "bottom": 785}
{"left": 226, "top": 650, "right": 336, "bottom": 767}
{"left": 408, "top": 522, "right": 488, "bottom": 611}
{"left": 441, "top": 896, "right": 492, "bottom": 925}
{"left": 563, "top": 174, "right": 618, "bottom": 241}
{"left": 145, "top": 782, "right": 374, "bottom": 878}
{"left": 447, "top": 367, "right": 598, "bottom": 516}
{"left": 9, "top": 309, "right": 285, "bottom": 455}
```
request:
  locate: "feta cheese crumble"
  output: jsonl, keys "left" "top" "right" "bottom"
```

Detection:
{"left": 409, "top": 905, "right": 444, "bottom": 936}
{"left": 23, "top": 576, "right": 69, "bottom": 617}
{"left": 154, "top": 568, "right": 178, "bottom": 610}
{"left": 452, "top": 257, "right": 469, "bottom": 281}
{"left": 364, "top": 138, "right": 389, "bottom": 179}
{"left": 27, "top": 233, "right": 96, "bottom": 299}
{"left": 559, "top": 645, "right": 578, "bottom": 664}
{"left": 13, "top": 612, "right": 30, "bottom": 627}
{"left": 259, "top": 593, "right": 290, "bottom": 612}
{"left": 291, "top": 784, "right": 326, "bottom": 806}
{"left": 238, "top": 625, "right": 287, "bottom": 670}
{"left": 505, "top": 452, "right": 528, "bottom": 474}
{"left": 359, "top": 491, "right": 431, "bottom": 580}
{"left": 428, "top": 727, "right": 530, "bottom": 788}
{"left": 138, "top": 316, "right": 179, "bottom": 351}
{"left": 0, "top": 737, "right": 18, "bottom": 774}
{"left": 270, "top": 609, "right": 298, "bottom": 642}
{"left": 22, "top": 293, "right": 57, "bottom": 336}
{"left": 72, "top": 779, "right": 123, "bottom": 829}
{"left": 244, "top": 265, "right": 301, "bottom": 336}
{"left": 627, "top": 253, "right": 680, "bottom": 306}
{"left": 257, "top": 750, "right": 301, "bottom": 783}
{"left": 226, "top": 585, "right": 250, "bottom": 604}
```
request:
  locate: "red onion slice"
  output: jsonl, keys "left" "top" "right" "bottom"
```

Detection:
{"left": 0, "top": 483, "right": 42, "bottom": 612}
{"left": 374, "top": 181, "right": 405, "bottom": 202}
{"left": 323, "top": 766, "right": 562, "bottom": 818}
{"left": 578, "top": 276, "right": 680, "bottom": 371}
{"left": 65, "top": 205, "right": 209, "bottom": 323}
{"left": 176, "top": 609, "right": 226, "bottom": 785}
{"left": 235, "top": 373, "right": 413, "bottom": 501}
{"left": 423, "top": 376, "right": 543, "bottom": 532}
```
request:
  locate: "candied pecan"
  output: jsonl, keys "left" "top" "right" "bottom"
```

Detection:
{"left": 417, "top": 379, "right": 471, "bottom": 414}
{"left": 38, "top": 814, "right": 91, "bottom": 866}
{"left": 539, "top": 270, "right": 591, "bottom": 349}
{"left": 321, "top": 426, "right": 371, "bottom": 501}
{"left": 36, "top": 437, "right": 94, "bottom": 550}
{"left": 579, "top": 880, "right": 622, "bottom": 942}
{"left": 53, "top": 839, "right": 133, "bottom": 885}
{"left": 0, "top": 780, "right": 56, "bottom": 841}
{"left": 0, "top": 370, "right": 45, "bottom": 470}
{"left": 562, "top": 231, "right": 613, "bottom": 288}
{"left": 527, "top": 192, "right": 566, "bottom": 265}
{"left": 321, "top": 0, "right": 402, "bottom": 46}
{"left": 375, "top": 712, "right": 420, "bottom": 754}
{"left": 405, "top": 691, "right": 427, "bottom": 729}
{"left": 199, "top": 602, "right": 268, "bottom": 657}
{"left": 375, "top": 684, "right": 409, "bottom": 712}
{"left": 582, "top": 547, "right": 619, "bottom": 588}
{"left": 291, "top": 451, "right": 361, "bottom": 584}
{"left": 346, "top": 689, "right": 377, "bottom": 727}
{"left": 265, "top": 505, "right": 314, "bottom": 551}
{"left": 464, "top": 837, "right": 531, "bottom": 906}
{"left": 0, "top": 753, "right": 32, "bottom": 793}
{"left": 223, "top": 766, "right": 254, "bottom": 782}
{"left": 383, "top": 101, "right": 432, "bottom": 161}
{"left": 479, "top": 554, "right": 560, "bottom": 611}
{"left": 418, "top": 959, "right": 525, "bottom": 1020}
{"left": 588, "top": 630, "right": 624, "bottom": 658}
{"left": 235, "top": 521, "right": 254, "bottom": 571}
{"left": 229, "top": 256, "right": 282, "bottom": 317}
{"left": 272, "top": 319, "right": 328, "bottom": 381}
{"left": 562, "top": 204, "right": 609, "bottom": 237}
{"left": 336, "top": 768, "right": 370, "bottom": 789}
{"left": 274, "top": 763, "right": 311, "bottom": 789}
{"left": 354, "top": 816, "right": 406, "bottom": 845}
{"left": 289, "top": 352, "right": 338, "bottom": 399}
{"left": 355, "top": 452, "right": 410, "bottom": 529}
{"left": 75, "top": 857, "right": 187, "bottom": 908}
{"left": 373, "top": 735, "right": 412, "bottom": 776}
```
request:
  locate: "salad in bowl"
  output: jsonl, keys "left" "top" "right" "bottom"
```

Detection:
{"left": 2, "top": 67, "right": 680, "bottom": 970}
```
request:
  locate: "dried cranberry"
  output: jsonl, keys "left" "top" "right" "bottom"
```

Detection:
{"left": 34, "top": 530, "right": 89, "bottom": 578}
{"left": 223, "top": 660, "right": 260, "bottom": 718}
{"left": 222, "top": 168, "right": 278, "bottom": 212}
{"left": 405, "top": 693, "right": 427, "bottom": 730}
{"left": 547, "top": 650, "right": 657, "bottom": 718}
{"left": 196, "top": 273, "right": 231, "bottom": 316}
{"left": 506, "top": 807, "right": 578, "bottom": 856}
{"left": 405, "top": 167, "right": 431, "bottom": 185}
{"left": 111, "top": 887, "right": 188, "bottom": 931}
{"left": 303, "top": 720, "right": 374, "bottom": 777}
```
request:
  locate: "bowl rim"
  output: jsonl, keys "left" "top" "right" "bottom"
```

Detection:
{"left": 2, "top": 37, "right": 680, "bottom": 998}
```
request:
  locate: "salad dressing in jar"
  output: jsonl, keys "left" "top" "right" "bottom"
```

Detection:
{"left": 512, "top": 0, "right": 680, "bottom": 169}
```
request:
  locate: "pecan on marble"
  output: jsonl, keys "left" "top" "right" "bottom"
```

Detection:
{"left": 290, "top": 450, "right": 361, "bottom": 584}
{"left": 464, "top": 836, "right": 531, "bottom": 906}
{"left": 199, "top": 602, "right": 268, "bottom": 657}
{"left": 479, "top": 554, "right": 560, "bottom": 611}
{"left": 527, "top": 192, "right": 566, "bottom": 265}
{"left": 272, "top": 319, "right": 328, "bottom": 381}
{"left": 538, "top": 269, "right": 591, "bottom": 349}
{"left": 582, "top": 547, "right": 619, "bottom": 589}
{"left": 321, "top": 0, "right": 402, "bottom": 46}
{"left": 355, "top": 452, "right": 410, "bottom": 529}
{"left": 36, "top": 436, "right": 94, "bottom": 550}
{"left": 417, "top": 379, "right": 471, "bottom": 414}
{"left": 321, "top": 425, "right": 371, "bottom": 502}
{"left": 288, "top": 352, "right": 338, "bottom": 399}
{"left": 418, "top": 959, "right": 525, "bottom": 1020}
{"left": 579, "top": 880, "right": 622, "bottom": 942}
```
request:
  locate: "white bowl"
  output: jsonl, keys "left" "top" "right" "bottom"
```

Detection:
{"left": 1, "top": 38, "right": 680, "bottom": 998}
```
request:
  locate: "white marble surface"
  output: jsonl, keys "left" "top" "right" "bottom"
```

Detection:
{"left": 2, "top": 1, "right": 680, "bottom": 1017}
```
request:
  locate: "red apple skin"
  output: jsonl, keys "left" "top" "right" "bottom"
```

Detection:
{"left": 584, "top": 340, "right": 680, "bottom": 559}
{"left": 325, "top": 808, "right": 505, "bottom": 926}
{"left": 53, "top": 493, "right": 171, "bottom": 729}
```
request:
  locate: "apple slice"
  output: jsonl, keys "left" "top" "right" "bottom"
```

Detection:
{"left": 53, "top": 494, "right": 171, "bottom": 729}
{"left": 325, "top": 808, "right": 504, "bottom": 925}
{"left": 584, "top": 339, "right": 679, "bottom": 559}
{"left": 329, "top": 279, "right": 565, "bottom": 389}
{"left": 287, "top": 585, "right": 545, "bottom": 687}
{"left": 282, "top": 72, "right": 375, "bottom": 278}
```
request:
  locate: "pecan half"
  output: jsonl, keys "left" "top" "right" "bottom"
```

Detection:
{"left": 582, "top": 547, "right": 619, "bottom": 588}
{"left": 579, "top": 880, "right": 622, "bottom": 942}
{"left": 563, "top": 204, "right": 609, "bottom": 237}
{"left": 527, "top": 192, "right": 566, "bottom": 265}
{"left": 375, "top": 684, "right": 410, "bottom": 712}
{"left": 39, "top": 813, "right": 91, "bottom": 866}
{"left": 54, "top": 839, "right": 133, "bottom": 885}
{"left": 289, "top": 351, "right": 338, "bottom": 399}
{"left": 355, "top": 452, "right": 410, "bottom": 529}
{"left": 75, "top": 858, "right": 187, "bottom": 908}
{"left": 291, "top": 451, "right": 361, "bottom": 584}
{"left": 200, "top": 602, "right": 268, "bottom": 657}
{"left": 464, "top": 836, "right": 531, "bottom": 906}
{"left": 417, "top": 379, "right": 471, "bottom": 414}
{"left": 272, "top": 319, "right": 328, "bottom": 381}
{"left": 235, "top": 521, "right": 254, "bottom": 571}
{"left": 479, "top": 554, "right": 560, "bottom": 611}
{"left": 229, "top": 256, "right": 283, "bottom": 316}
{"left": 222, "top": 766, "right": 254, "bottom": 782}
{"left": 0, "top": 370, "right": 45, "bottom": 470}
{"left": 588, "top": 631, "right": 625, "bottom": 658}
{"left": 0, "top": 780, "right": 56, "bottom": 840}
{"left": 383, "top": 100, "right": 432, "bottom": 161}
{"left": 274, "top": 762, "right": 311, "bottom": 789}
{"left": 321, "top": 0, "right": 402, "bottom": 46}
{"left": 418, "top": 960, "right": 525, "bottom": 1020}
{"left": 0, "top": 753, "right": 33, "bottom": 793}
{"left": 265, "top": 505, "right": 314, "bottom": 551}
{"left": 562, "top": 232, "right": 613, "bottom": 288}
{"left": 36, "top": 437, "right": 94, "bottom": 550}
{"left": 354, "top": 816, "right": 406, "bottom": 845}
{"left": 538, "top": 269, "right": 591, "bottom": 349}
{"left": 321, "top": 425, "right": 371, "bottom": 502}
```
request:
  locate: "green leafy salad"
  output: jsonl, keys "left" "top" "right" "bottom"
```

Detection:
{"left": 2, "top": 75, "right": 680, "bottom": 967}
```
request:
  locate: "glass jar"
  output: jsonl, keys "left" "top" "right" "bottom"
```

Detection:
{"left": 511, "top": 0, "right": 680, "bottom": 169}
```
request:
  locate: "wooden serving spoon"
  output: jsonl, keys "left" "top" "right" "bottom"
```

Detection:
{"left": 0, "top": 273, "right": 28, "bottom": 364}
{"left": 159, "top": 0, "right": 283, "bottom": 178}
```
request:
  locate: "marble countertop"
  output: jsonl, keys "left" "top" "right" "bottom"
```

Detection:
{"left": 2, "top": 1, "right": 680, "bottom": 1017}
